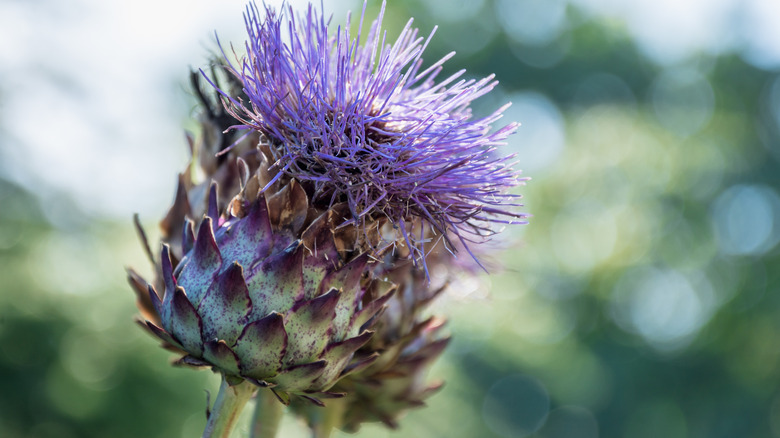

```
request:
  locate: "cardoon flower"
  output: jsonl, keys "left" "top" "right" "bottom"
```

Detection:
{"left": 128, "top": 1, "right": 525, "bottom": 437}
{"left": 129, "top": 68, "right": 394, "bottom": 436}
{"left": 210, "top": 1, "right": 527, "bottom": 265}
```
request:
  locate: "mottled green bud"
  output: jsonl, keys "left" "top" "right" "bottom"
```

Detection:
{"left": 135, "top": 172, "right": 396, "bottom": 403}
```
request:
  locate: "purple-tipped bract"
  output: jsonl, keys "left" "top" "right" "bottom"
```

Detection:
{"left": 206, "top": 1, "right": 527, "bottom": 263}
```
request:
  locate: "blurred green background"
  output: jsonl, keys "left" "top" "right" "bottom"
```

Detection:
{"left": 2, "top": 0, "right": 780, "bottom": 437}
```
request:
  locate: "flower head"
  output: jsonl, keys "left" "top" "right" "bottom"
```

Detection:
{"left": 128, "top": 2, "right": 530, "bottom": 436}
{"left": 207, "top": 1, "right": 527, "bottom": 265}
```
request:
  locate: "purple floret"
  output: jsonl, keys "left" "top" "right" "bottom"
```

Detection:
{"left": 205, "top": 1, "right": 527, "bottom": 265}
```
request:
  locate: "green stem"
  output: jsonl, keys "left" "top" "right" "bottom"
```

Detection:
{"left": 202, "top": 376, "right": 255, "bottom": 438}
{"left": 311, "top": 398, "right": 346, "bottom": 438}
{"left": 250, "top": 389, "right": 284, "bottom": 438}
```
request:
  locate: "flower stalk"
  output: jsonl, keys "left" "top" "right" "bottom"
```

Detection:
{"left": 203, "top": 377, "right": 256, "bottom": 438}
{"left": 250, "top": 389, "right": 284, "bottom": 438}
{"left": 310, "top": 398, "right": 346, "bottom": 438}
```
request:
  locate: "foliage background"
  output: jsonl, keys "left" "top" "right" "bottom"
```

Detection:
{"left": 2, "top": 0, "right": 780, "bottom": 437}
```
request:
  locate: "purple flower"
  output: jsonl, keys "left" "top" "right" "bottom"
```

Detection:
{"left": 206, "top": 1, "right": 527, "bottom": 265}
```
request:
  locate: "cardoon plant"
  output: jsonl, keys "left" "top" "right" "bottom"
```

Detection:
{"left": 128, "top": 1, "right": 526, "bottom": 437}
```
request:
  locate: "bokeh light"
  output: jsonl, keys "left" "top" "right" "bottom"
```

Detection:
{"left": 610, "top": 267, "right": 717, "bottom": 351}
{"left": 712, "top": 184, "right": 780, "bottom": 256}
{"left": 504, "top": 91, "right": 566, "bottom": 173}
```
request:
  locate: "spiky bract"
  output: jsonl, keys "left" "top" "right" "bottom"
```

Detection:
{"left": 336, "top": 316, "right": 449, "bottom": 431}
{"left": 134, "top": 165, "right": 401, "bottom": 402}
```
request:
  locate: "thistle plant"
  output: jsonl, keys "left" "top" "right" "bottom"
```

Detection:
{"left": 128, "top": 2, "right": 526, "bottom": 437}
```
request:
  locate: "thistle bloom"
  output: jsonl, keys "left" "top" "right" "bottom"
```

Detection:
{"left": 209, "top": 1, "right": 526, "bottom": 264}
{"left": 128, "top": 2, "right": 526, "bottom": 436}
